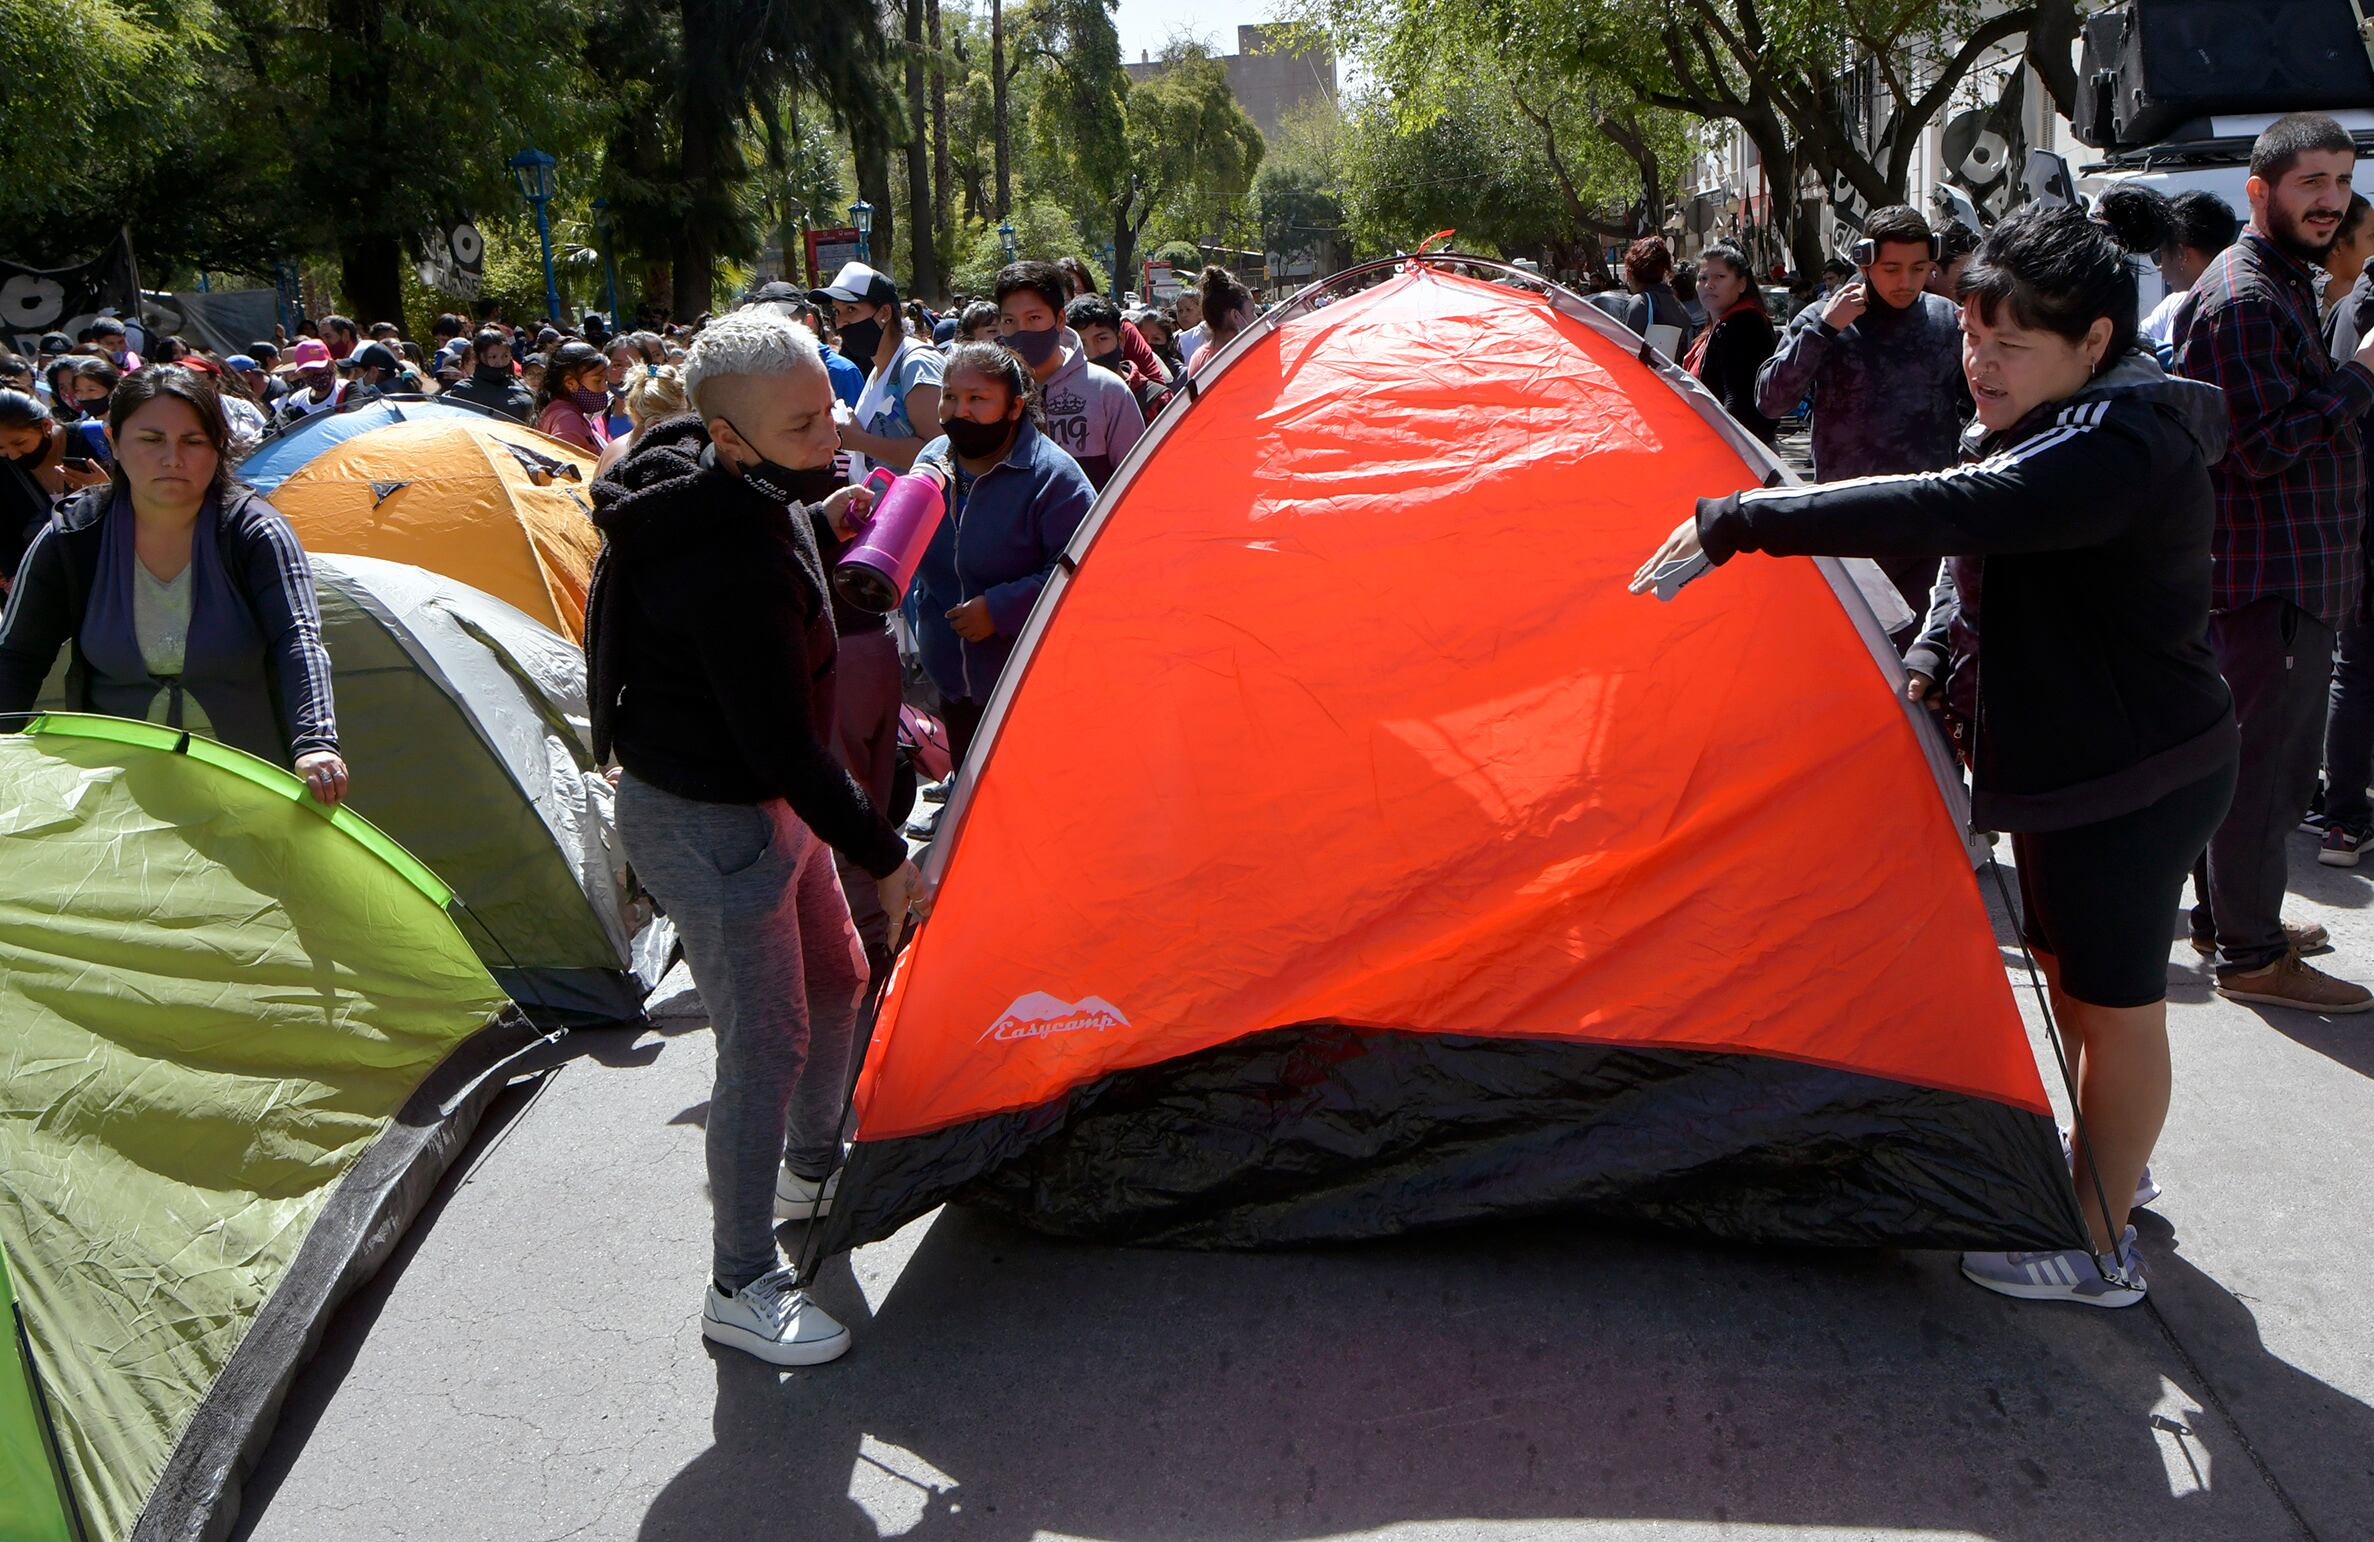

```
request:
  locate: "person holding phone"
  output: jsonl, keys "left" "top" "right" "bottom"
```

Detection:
{"left": 1755, "top": 205, "right": 1970, "bottom": 639}
{"left": 0, "top": 389, "right": 109, "bottom": 589}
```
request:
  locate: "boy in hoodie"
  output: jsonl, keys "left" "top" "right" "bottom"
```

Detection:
{"left": 994, "top": 260, "right": 1143, "bottom": 489}
{"left": 1755, "top": 205, "right": 1969, "bottom": 633}
{"left": 586, "top": 308, "right": 925, "bottom": 1367}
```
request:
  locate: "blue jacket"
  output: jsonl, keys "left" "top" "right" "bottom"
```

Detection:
{"left": 913, "top": 419, "right": 1094, "bottom": 701}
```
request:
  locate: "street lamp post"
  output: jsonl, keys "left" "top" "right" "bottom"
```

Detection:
{"left": 508, "top": 147, "right": 562, "bottom": 324}
{"left": 850, "top": 198, "right": 874, "bottom": 265}
{"left": 783, "top": 190, "right": 808, "bottom": 283}
{"left": 998, "top": 219, "right": 1017, "bottom": 265}
{"left": 591, "top": 196, "right": 622, "bottom": 325}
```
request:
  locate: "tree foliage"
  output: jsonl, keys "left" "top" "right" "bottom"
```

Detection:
{"left": 0, "top": 0, "right": 1317, "bottom": 319}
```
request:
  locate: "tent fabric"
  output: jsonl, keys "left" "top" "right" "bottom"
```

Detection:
{"left": 235, "top": 396, "right": 520, "bottom": 496}
{"left": 820, "top": 262, "right": 2087, "bottom": 1255}
{"left": 0, "top": 714, "right": 531, "bottom": 1542}
{"left": 308, "top": 552, "right": 643, "bottom": 1025}
{"left": 261, "top": 417, "right": 601, "bottom": 641}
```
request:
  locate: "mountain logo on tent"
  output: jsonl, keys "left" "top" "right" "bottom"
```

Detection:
{"left": 982, "top": 993, "right": 1129, "bottom": 1044}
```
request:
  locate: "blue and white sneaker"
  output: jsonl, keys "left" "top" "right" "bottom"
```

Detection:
{"left": 1961, "top": 1227, "right": 2146, "bottom": 1308}
{"left": 2061, "top": 1128, "right": 2162, "bottom": 1209}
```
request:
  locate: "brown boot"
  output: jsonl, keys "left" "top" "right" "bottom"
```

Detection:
{"left": 2215, "top": 953, "right": 2374, "bottom": 1013}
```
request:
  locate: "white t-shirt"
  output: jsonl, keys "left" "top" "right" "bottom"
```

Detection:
{"left": 1176, "top": 321, "right": 1211, "bottom": 371}
{"left": 2140, "top": 288, "right": 2189, "bottom": 352}
{"left": 850, "top": 339, "right": 945, "bottom": 480}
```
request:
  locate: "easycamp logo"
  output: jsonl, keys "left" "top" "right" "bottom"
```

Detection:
{"left": 982, "top": 992, "right": 1130, "bottom": 1044}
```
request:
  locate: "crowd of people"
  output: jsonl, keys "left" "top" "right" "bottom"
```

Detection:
{"left": 0, "top": 245, "right": 1269, "bottom": 1370}
{"left": 10, "top": 114, "right": 2374, "bottom": 1362}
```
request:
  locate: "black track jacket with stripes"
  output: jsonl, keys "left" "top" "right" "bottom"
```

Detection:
{"left": 1695, "top": 352, "right": 2238, "bottom": 833}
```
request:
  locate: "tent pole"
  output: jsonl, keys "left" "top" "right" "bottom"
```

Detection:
{"left": 1982, "top": 858, "right": 2138, "bottom": 1284}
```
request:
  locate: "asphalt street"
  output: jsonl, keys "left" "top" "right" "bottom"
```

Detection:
{"left": 226, "top": 789, "right": 2374, "bottom": 1542}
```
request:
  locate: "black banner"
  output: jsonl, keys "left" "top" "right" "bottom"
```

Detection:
{"left": 0, "top": 230, "right": 143, "bottom": 356}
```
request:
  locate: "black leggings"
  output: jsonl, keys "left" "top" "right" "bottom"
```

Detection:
{"left": 2012, "top": 763, "right": 2238, "bottom": 1008}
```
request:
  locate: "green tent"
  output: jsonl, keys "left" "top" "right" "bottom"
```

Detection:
{"left": 34, "top": 551, "right": 648, "bottom": 1027}
{"left": 0, "top": 715, "right": 533, "bottom": 1542}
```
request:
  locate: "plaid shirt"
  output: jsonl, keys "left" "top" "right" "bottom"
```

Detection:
{"left": 2173, "top": 230, "right": 2374, "bottom": 624}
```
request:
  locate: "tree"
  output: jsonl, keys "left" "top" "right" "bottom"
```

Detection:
{"left": 1320, "top": 0, "right": 2083, "bottom": 277}
{"left": 1338, "top": 78, "right": 1646, "bottom": 272}
{"left": 929, "top": 0, "right": 954, "bottom": 239}
{"left": 992, "top": 0, "right": 1012, "bottom": 214}
{"left": 0, "top": 0, "right": 225, "bottom": 261}
{"left": 579, "top": 0, "right": 893, "bottom": 319}
{"left": 905, "top": 0, "right": 942, "bottom": 297}
{"left": 1027, "top": 39, "right": 1264, "bottom": 289}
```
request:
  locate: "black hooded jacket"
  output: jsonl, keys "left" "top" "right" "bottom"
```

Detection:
{"left": 443, "top": 367, "right": 536, "bottom": 423}
{"left": 585, "top": 415, "right": 907, "bottom": 879}
{"left": 1698, "top": 352, "right": 2239, "bottom": 833}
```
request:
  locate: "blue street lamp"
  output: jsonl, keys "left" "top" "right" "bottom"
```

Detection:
{"left": 1100, "top": 242, "right": 1117, "bottom": 294}
{"left": 850, "top": 198, "right": 874, "bottom": 265}
{"left": 999, "top": 219, "right": 1017, "bottom": 265}
{"left": 592, "top": 196, "right": 622, "bottom": 325}
{"left": 508, "top": 147, "right": 562, "bottom": 324}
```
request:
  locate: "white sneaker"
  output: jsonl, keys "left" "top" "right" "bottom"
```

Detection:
{"left": 774, "top": 1166, "right": 841, "bottom": 1221}
{"left": 702, "top": 1266, "right": 850, "bottom": 1366}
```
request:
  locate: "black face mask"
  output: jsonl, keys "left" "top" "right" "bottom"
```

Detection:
{"left": 941, "top": 411, "right": 1017, "bottom": 460}
{"left": 714, "top": 424, "right": 841, "bottom": 506}
{"left": 1004, "top": 323, "right": 1061, "bottom": 367}
{"left": 1089, "top": 348, "right": 1124, "bottom": 375}
{"left": 838, "top": 315, "right": 886, "bottom": 364}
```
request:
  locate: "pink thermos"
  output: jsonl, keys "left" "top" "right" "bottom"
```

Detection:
{"left": 834, "top": 465, "right": 946, "bottom": 613}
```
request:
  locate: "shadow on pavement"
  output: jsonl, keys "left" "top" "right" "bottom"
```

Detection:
{"left": 634, "top": 1205, "right": 2370, "bottom": 1541}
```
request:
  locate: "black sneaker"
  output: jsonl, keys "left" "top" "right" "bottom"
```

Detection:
{"left": 2319, "top": 824, "right": 2369, "bottom": 868}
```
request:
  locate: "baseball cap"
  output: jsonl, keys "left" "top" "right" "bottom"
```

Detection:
{"left": 286, "top": 339, "right": 333, "bottom": 370}
{"left": 808, "top": 261, "right": 897, "bottom": 309}
{"left": 349, "top": 342, "right": 402, "bottom": 373}
{"left": 225, "top": 354, "right": 259, "bottom": 372}
{"left": 37, "top": 332, "right": 71, "bottom": 354}
{"left": 747, "top": 279, "right": 802, "bottom": 306}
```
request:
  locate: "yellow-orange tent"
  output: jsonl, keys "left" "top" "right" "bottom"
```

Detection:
{"left": 265, "top": 418, "right": 601, "bottom": 641}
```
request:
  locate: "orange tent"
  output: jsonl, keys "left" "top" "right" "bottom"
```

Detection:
{"left": 264, "top": 418, "right": 601, "bottom": 641}
{"left": 820, "top": 260, "right": 2085, "bottom": 1254}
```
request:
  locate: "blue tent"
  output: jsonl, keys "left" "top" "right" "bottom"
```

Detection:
{"left": 238, "top": 396, "right": 515, "bottom": 494}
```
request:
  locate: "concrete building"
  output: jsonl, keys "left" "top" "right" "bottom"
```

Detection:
{"left": 1125, "top": 24, "right": 1338, "bottom": 142}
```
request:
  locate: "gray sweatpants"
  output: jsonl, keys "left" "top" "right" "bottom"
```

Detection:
{"left": 2199, "top": 597, "right": 2337, "bottom": 974}
{"left": 617, "top": 772, "right": 868, "bottom": 1290}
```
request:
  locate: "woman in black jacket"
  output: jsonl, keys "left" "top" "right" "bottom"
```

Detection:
{"left": 1684, "top": 243, "right": 1779, "bottom": 444}
{"left": 0, "top": 366, "right": 345, "bottom": 800}
{"left": 1632, "top": 206, "right": 2236, "bottom": 1309}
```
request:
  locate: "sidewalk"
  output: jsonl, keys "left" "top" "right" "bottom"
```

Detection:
{"left": 233, "top": 832, "right": 2374, "bottom": 1542}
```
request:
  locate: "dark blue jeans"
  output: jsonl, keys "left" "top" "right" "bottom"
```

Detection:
{"left": 2323, "top": 609, "right": 2374, "bottom": 829}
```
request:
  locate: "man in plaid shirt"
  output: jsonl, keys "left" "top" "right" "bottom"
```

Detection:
{"left": 2175, "top": 113, "right": 2374, "bottom": 1012}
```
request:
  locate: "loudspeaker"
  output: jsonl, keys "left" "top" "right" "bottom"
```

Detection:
{"left": 2075, "top": 0, "right": 2374, "bottom": 150}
